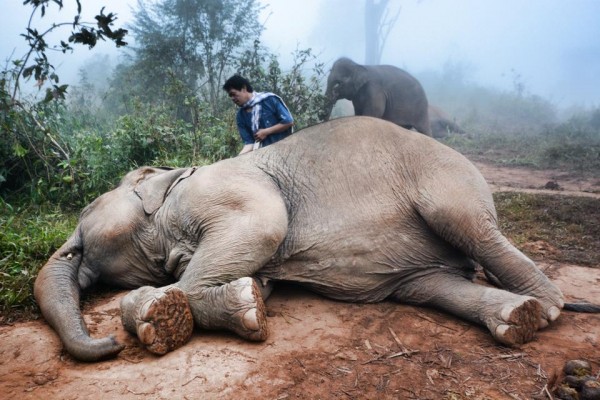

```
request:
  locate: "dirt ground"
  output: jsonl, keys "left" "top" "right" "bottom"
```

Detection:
{"left": 1, "top": 161, "right": 599, "bottom": 400}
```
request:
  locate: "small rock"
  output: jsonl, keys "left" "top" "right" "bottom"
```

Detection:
{"left": 565, "top": 359, "right": 593, "bottom": 377}
{"left": 565, "top": 374, "right": 593, "bottom": 390}
{"left": 580, "top": 379, "right": 600, "bottom": 400}
{"left": 556, "top": 384, "right": 580, "bottom": 400}
{"left": 544, "top": 180, "right": 562, "bottom": 190}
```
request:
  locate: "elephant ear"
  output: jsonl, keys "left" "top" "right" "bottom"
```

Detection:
{"left": 134, "top": 167, "right": 197, "bottom": 215}
{"left": 352, "top": 64, "right": 370, "bottom": 93}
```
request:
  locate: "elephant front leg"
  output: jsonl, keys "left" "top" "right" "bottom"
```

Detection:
{"left": 184, "top": 277, "right": 269, "bottom": 341}
{"left": 120, "top": 285, "right": 194, "bottom": 355}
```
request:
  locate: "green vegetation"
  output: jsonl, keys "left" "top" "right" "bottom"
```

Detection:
{"left": 494, "top": 192, "right": 600, "bottom": 267}
{"left": 0, "top": 200, "right": 77, "bottom": 322}
{"left": 421, "top": 62, "right": 600, "bottom": 172}
{"left": 440, "top": 114, "right": 600, "bottom": 172}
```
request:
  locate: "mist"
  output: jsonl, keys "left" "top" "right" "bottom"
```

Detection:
{"left": 261, "top": 0, "right": 600, "bottom": 108}
{"left": 2, "top": 0, "right": 599, "bottom": 109}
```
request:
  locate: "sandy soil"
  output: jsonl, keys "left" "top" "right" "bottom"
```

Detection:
{"left": 1, "top": 161, "right": 599, "bottom": 400}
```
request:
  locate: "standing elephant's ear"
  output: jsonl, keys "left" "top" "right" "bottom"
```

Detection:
{"left": 352, "top": 64, "right": 369, "bottom": 93}
{"left": 134, "top": 167, "right": 196, "bottom": 215}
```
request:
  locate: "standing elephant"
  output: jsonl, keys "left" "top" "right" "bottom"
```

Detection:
{"left": 322, "top": 57, "right": 431, "bottom": 135}
{"left": 36, "top": 117, "right": 575, "bottom": 362}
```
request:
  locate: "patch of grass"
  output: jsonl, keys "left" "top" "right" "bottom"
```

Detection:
{"left": 494, "top": 192, "right": 600, "bottom": 266}
{"left": 441, "top": 113, "right": 600, "bottom": 174}
{"left": 0, "top": 200, "right": 77, "bottom": 323}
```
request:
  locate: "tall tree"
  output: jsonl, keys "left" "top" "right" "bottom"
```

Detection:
{"left": 116, "top": 0, "right": 263, "bottom": 115}
{"left": 364, "top": 0, "right": 401, "bottom": 64}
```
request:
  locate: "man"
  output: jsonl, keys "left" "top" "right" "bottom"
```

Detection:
{"left": 223, "top": 75, "right": 294, "bottom": 155}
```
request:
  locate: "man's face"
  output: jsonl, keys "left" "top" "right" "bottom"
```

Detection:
{"left": 227, "top": 87, "right": 252, "bottom": 106}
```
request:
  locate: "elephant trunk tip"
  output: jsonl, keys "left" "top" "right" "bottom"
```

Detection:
{"left": 65, "top": 334, "right": 125, "bottom": 362}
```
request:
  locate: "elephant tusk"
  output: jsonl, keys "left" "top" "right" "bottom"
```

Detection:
{"left": 66, "top": 253, "right": 73, "bottom": 260}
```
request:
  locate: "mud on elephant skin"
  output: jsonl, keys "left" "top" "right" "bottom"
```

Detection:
{"left": 35, "top": 116, "right": 596, "bottom": 362}
{"left": 322, "top": 57, "right": 431, "bottom": 135}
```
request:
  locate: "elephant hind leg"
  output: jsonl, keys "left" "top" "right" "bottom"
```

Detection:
{"left": 416, "top": 186, "right": 564, "bottom": 328}
{"left": 391, "top": 272, "right": 542, "bottom": 346}
{"left": 121, "top": 285, "right": 194, "bottom": 355}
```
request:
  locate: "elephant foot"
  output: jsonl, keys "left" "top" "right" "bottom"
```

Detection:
{"left": 492, "top": 297, "right": 541, "bottom": 346}
{"left": 122, "top": 286, "right": 194, "bottom": 355}
{"left": 227, "top": 277, "right": 269, "bottom": 341}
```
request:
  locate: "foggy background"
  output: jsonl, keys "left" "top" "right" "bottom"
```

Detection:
{"left": 2, "top": 0, "right": 599, "bottom": 108}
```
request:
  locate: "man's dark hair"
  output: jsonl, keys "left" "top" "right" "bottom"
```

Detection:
{"left": 223, "top": 75, "right": 254, "bottom": 92}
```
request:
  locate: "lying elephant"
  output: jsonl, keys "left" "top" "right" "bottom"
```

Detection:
{"left": 35, "top": 116, "right": 576, "bottom": 362}
{"left": 429, "top": 105, "right": 466, "bottom": 138}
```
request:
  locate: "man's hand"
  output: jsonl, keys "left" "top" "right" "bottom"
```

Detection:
{"left": 254, "top": 128, "right": 270, "bottom": 141}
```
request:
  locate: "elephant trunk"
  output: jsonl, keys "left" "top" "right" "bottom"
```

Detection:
{"left": 320, "top": 87, "right": 338, "bottom": 121}
{"left": 319, "top": 91, "right": 337, "bottom": 121}
{"left": 34, "top": 235, "right": 124, "bottom": 362}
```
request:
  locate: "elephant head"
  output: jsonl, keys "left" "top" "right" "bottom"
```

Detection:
{"left": 321, "top": 58, "right": 369, "bottom": 120}
{"left": 34, "top": 166, "right": 189, "bottom": 361}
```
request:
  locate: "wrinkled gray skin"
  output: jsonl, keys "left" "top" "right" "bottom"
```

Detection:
{"left": 323, "top": 57, "right": 431, "bottom": 135}
{"left": 35, "top": 117, "right": 566, "bottom": 362}
{"left": 429, "top": 105, "right": 466, "bottom": 138}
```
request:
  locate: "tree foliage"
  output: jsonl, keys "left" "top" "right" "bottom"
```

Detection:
{"left": 15, "top": 0, "right": 128, "bottom": 102}
{"left": 110, "top": 0, "right": 263, "bottom": 118}
{"left": 1, "top": 0, "right": 327, "bottom": 209}
{"left": 1, "top": 1, "right": 128, "bottom": 203}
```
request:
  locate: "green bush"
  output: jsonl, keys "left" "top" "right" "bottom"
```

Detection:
{"left": 0, "top": 199, "right": 77, "bottom": 321}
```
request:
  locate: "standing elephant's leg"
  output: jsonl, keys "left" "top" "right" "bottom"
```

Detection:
{"left": 391, "top": 272, "right": 542, "bottom": 345}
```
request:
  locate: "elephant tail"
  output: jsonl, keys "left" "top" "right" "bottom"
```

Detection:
{"left": 563, "top": 302, "right": 600, "bottom": 313}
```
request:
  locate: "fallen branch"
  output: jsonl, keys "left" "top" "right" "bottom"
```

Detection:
{"left": 387, "top": 350, "right": 420, "bottom": 359}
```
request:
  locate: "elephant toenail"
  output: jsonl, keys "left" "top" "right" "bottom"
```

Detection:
{"left": 139, "top": 300, "right": 155, "bottom": 319}
{"left": 240, "top": 286, "right": 255, "bottom": 303}
{"left": 242, "top": 308, "right": 260, "bottom": 331}
{"left": 538, "top": 318, "right": 549, "bottom": 329}
{"left": 548, "top": 306, "right": 561, "bottom": 321}
{"left": 500, "top": 305, "right": 515, "bottom": 322}
{"left": 235, "top": 277, "right": 253, "bottom": 287}
{"left": 495, "top": 324, "right": 509, "bottom": 338}
{"left": 138, "top": 322, "right": 156, "bottom": 345}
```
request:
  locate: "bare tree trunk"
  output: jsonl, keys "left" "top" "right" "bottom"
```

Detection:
{"left": 365, "top": 0, "right": 388, "bottom": 64}
{"left": 365, "top": 0, "right": 402, "bottom": 65}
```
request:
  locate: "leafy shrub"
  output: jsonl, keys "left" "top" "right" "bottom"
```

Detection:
{"left": 0, "top": 199, "right": 77, "bottom": 321}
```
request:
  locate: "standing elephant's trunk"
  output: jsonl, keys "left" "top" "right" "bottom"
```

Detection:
{"left": 34, "top": 233, "right": 124, "bottom": 362}
{"left": 319, "top": 88, "right": 338, "bottom": 121}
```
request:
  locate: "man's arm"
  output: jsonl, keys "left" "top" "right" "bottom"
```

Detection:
{"left": 254, "top": 96, "right": 294, "bottom": 141}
